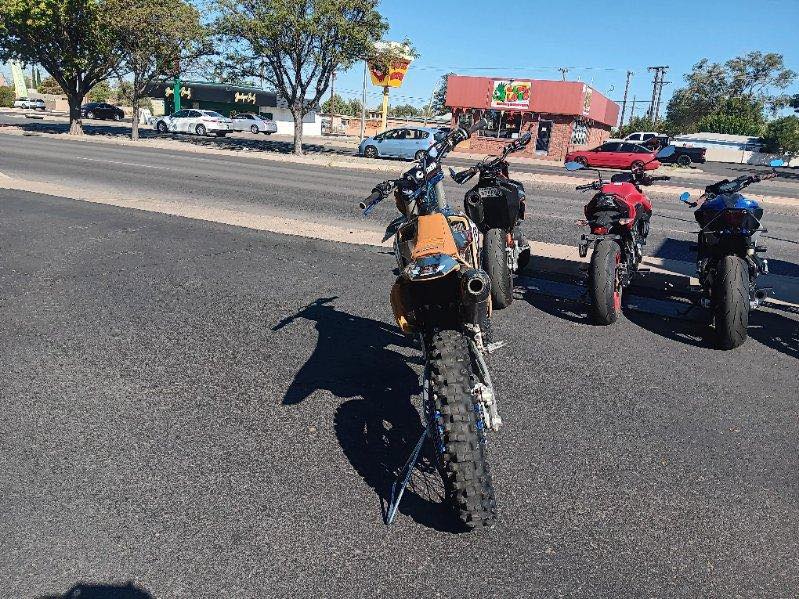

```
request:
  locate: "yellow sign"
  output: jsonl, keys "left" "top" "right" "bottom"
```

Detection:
{"left": 368, "top": 41, "right": 413, "bottom": 88}
{"left": 234, "top": 91, "right": 256, "bottom": 104}
{"left": 165, "top": 86, "right": 192, "bottom": 99}
{"left": 369, "top": 59, "right": 411, "bottom": 88}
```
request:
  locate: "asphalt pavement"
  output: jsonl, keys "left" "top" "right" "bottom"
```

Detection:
{"left": 2, "top": 132, "right": 799, "bottom": 278}
{"left": 1, "top": 189, "right": 797, "bottom": 597}
{"left": 2, "top": 110, "right": 798, "bottom": 199}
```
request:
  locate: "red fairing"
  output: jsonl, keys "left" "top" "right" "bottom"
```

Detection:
{"left": 584, "top": 181, "right": 652, "bottom": 231}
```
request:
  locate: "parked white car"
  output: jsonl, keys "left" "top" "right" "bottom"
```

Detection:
{"left": 13, "top": 97, "right": 46, "bottom": 110}
{"left": 230, "top": 112, "right": 277, "bottom": 135}
{"left": 154, "top": 109, "right": 232, "bottom": 136}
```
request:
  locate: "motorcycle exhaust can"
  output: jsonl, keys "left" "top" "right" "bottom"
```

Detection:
{"left": 460, "top": 268, "right": 491, "bottom": 304}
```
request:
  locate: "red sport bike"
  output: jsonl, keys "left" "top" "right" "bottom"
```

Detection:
{"left": 565, "top": 145, "right": 675, "bottom": 324}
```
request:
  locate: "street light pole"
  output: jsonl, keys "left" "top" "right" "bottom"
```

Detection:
{"left": 359, "top": 61, "right": 367, "bottom": 142}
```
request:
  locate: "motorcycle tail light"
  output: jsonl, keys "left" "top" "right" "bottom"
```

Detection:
{"left": 722, "top": 210, "right": 748, "bottom": 228}
{"left": 592, "top": 226, "right": 609, "bottom": 235}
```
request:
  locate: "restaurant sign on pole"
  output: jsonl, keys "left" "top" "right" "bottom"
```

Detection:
{"left": 490, "top": 80, "right": 531, "bottom": 110}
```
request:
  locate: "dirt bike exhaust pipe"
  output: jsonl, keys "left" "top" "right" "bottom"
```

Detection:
{"left": 460, "top": 268, "right": 491, "bottom": 304}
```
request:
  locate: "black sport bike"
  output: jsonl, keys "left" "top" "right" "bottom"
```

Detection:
{"left": 449, "top": 132, "right": 532, "bottom": 308}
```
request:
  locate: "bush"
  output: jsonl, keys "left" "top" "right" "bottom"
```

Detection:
{"left": 37, "top": 76, "right": 65, "bottom": 95}
{"left": 0, "top": 86, "right": 15, "bottom": 107}
{"left": 763, "top": 116, "right": 799, "bottom": 156}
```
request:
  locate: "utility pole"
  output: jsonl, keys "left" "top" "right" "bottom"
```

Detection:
{"left": 328, "top": 70, "right": 335, "bottom": 135}
{"left": 558, "top": 67, "right": 569, "bottom": 81}
{"left": 619, "top": 70, "right": 633, "bottom": 126}
{"left": 629, "top": 95, "right": 636, "bottom": 125}
{"left": 646, "top": 66, "right": 668, "bottom": 126}
{"left": 654, "top": 71, "right": 669, "bottom": 126}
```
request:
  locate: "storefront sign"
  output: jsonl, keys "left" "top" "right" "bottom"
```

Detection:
{"left": 582, "top": 84, "right": 593, "bottom": 116}
{"left": 491, "top": 80, "right": 531, "bottom": 109}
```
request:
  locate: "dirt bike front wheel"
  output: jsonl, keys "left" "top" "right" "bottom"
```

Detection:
{"left": 427, "top": 329, "right": 497, "bottom": 529}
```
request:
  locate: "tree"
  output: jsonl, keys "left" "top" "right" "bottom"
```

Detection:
{"left": 345, "top": 97, "right": 362, "bottom": 117}
{"left": 216, "top": 0, "right": 387, "bottom": 154}
{"left": 321, "top": 92, "right": 348, "bottom": 115}
{"left": 37, "top": 76, "right": 65, "bottom": 95}
{"left": 0, "top": 0, "right": 124, "bottom": 134}
{"left": 763, "top": 116, "right": 799, "bottom": 156}
{"left": 0, "top": 85, "right": 14, "bottom": 107}
{"left": 615, "top": 115, "right": 670, "bottom": 138}
{"left": 430, "top": 72, "right": 453, "bottom": 116}
{"left": 696, "top": 96, "right": 765, "bottom": 136}
{"left": 666, "top": 53, "right": 796, "bottom": 134}
{"left": 790, "top": 94, "right": 799, "bottom": 113}
{"left": 388, "top": 103, "right": 420, "bottom": 118}
{"left": 105, "top": 0, "right": 208, "bottom": 140}
{"left": 88, "top": 80, "right": 113, "bottom": 102}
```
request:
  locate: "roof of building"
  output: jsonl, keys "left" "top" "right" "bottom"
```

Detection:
{"left": 445, "top": 75, "right": 619, "bottom": 128}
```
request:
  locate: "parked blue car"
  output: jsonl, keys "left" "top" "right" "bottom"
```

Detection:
{"left": 358, "top": 126, "right": 448, "bottom": 161}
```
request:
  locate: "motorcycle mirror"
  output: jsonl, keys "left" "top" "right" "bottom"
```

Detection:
{"left": 769, "top": 159, "right": 785, "bottom": 168}
{"left": 519, "top": 132, "right": 532, "bottom": 145}
{"left": 656, "top": 145, "right": 676, "bottom": 159}
{"left": 679, "top": 192, "right": 692, "bottom": 204}
{"left": 565, "top": 161, "right": 585, "bottom": 171}
{"left": 448, "top": 167, "right": 457, "bottom": 178}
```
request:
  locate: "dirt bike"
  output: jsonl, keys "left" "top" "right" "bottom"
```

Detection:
{"left": 360, "top": 119, "right": 500, "bottom": 529}
{"left": 678, "top": 159, "right": 784, "bottom": 349}
{"left": 448, "top": 132, "right": 532, "bottom": 309}
{"left": 565, "top": 145, "right": 675, "bottom": 324}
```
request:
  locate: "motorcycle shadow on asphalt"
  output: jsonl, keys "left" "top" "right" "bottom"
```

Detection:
{"left": 272, "top": 297, "right": 466, "bottom": 533}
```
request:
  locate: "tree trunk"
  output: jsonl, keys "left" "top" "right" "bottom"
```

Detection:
{"left": 67, "top": 94, "right": 84, "bottom": 135}
{"left": 131, "top": 94, "right": 140, "bottom": 141}
{"left": 291, "top": 105, "right": 304, "bottom": 155}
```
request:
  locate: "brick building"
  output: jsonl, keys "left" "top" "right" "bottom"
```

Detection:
{"left": 445, "top": 75, "right": 620, "bottom": 161}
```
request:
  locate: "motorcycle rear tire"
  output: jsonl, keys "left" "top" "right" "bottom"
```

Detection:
{"left": 483, "top": 228, "right": 513, "bottom": 309}
{"left": 713, "top": 255, "right": 749, "bottom": 349}
{"left": 589, "top": 240, "right": 621, "bottom": 325}
{"left": 428, "top": 329, "right": 497, "bottom": 529}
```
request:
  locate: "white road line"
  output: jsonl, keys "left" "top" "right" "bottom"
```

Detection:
{"left": 70, "top": 156, "right": 176, "bottom": 172}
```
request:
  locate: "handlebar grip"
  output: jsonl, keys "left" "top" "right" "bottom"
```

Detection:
{"left": 359, "top": 191, "right": 382, "bottom": 211}
{"left": 468, "top": 118, "right": 487, "bottom": 135}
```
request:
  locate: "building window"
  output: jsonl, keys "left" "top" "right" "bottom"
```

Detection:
{"left": 571, "top": 121, "right": 589, "bottom": 145}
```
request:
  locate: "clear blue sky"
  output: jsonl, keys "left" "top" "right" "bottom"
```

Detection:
{"left": 334, "top": 0, "right": 799, "bottom": 116}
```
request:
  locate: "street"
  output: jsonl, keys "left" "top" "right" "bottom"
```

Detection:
{"left": 2, "top": 133, "right": 799, "bottom": 597}
{"left": 3, "top": 110, "right": 799, "bottom": 199}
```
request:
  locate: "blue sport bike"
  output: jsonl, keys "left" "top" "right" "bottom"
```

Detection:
{"left": 679, "top": 159, "right": 784, "bottom": 349}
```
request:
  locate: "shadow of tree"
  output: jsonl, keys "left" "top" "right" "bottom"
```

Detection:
{"left": 38, "top": 582, "right": 153, "bottom": 599}
{"left": 272, "top": 297, "right": 463, "bottom": 532}
{"left": 11, "top": 121, "right": 352, "bottom": 156}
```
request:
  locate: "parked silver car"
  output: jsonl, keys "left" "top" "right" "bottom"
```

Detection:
{"left": 154, "top": 109, "right": 232, "bottom": 136}
{"left": 230, "top": 112, "right": 278, "bottom": 135}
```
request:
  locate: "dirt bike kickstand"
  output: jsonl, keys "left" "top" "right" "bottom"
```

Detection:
{"left": 385, "top": 420, "right": 430, "bottom": 525}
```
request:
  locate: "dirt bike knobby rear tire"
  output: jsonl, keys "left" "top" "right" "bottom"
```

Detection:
{"left": 588, "top": 240, "right": 621, "bottom": 325}
{"left": 713, "top": 255, "right": 749, "bottom": 349}
{"left": 428, "top": 329, "right": 497, "bottom": 529}
{"left": 483, "top": 228, "right": 513, "bottom": 309}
